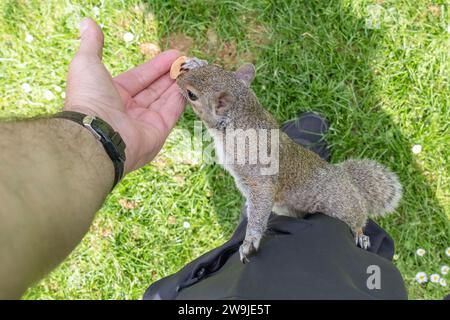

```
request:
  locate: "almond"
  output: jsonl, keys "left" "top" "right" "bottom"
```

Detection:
{"left": 170, "top": 55, "right": 189, "bottom": 79}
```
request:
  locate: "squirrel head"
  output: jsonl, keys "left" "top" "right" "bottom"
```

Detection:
{"left": 176, "top": 63, "right": 256, "bottom": 128}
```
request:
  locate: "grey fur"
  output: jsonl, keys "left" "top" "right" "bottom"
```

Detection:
{"left": 177, "top": 64, "right": 402, "bottom": 263}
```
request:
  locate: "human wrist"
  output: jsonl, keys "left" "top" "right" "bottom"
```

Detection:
{"left": 55, "top": 110, "right": 127, "bottom": 188}
{"left": 63, "top": 105, "right": 138, "bottom": 175}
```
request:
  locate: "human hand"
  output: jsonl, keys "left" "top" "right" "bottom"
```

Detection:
{"left": 64, "top": 18, "right": 185, "bottom": 174}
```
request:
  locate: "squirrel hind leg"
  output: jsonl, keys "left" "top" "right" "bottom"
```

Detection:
{"left": 319, "top": 197, "right": 370, "bottom": 249}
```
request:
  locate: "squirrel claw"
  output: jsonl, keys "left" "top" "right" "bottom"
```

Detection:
{"left": 181, "top": 57, "right": 208, "bottom": 71}
{"left": 239, "top": 235, "right": 261, "bottom": 264}
{"left": 239, "top": 246, "right": 250, "bottom": 264}
{"left": 355, "top": 234, "right": 371, "bottom": 250}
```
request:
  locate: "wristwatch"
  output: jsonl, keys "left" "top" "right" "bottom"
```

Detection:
{"left": 53, "top": 111, "right": 126, "bottom": 189}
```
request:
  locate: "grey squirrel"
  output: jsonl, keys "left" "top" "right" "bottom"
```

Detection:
{"left": 176, "top": 60, "right": 402, "bottom": 263}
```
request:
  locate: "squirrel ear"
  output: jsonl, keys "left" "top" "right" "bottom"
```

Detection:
{"left": 213, "top": 91, "right": 234, "bottom": 116}
{"left": 235, "top": 63, "right": 256, "bottom": 87}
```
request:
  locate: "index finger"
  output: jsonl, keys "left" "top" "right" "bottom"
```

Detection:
{"left": 114, "top": 49, "right": 180, "bottom": 97}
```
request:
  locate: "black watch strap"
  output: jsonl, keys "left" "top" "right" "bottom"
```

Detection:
{"left": 53, "top": 111, "right": 126, "bottom": 189}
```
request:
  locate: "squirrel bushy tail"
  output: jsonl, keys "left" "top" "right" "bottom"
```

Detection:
{"left": 338, "top": 159, "right": 402, "bottom": 216}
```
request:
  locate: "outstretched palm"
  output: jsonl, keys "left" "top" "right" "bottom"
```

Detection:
{"left": 65, "top": 18, "right": 185, "bottom": 173}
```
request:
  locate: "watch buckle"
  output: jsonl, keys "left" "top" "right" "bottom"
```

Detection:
{"left": 82, "top": 115, "right": 102, "bottom": 140}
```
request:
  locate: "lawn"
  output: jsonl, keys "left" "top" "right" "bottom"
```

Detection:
{"left": 0, "top": 0, "right": 448, "bottom": 300}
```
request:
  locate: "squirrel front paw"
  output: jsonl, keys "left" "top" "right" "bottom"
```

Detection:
{"left": 181, "top": 57, "right": 208, "bottom": 71}
{"left": 239, "top": 233, "right": 263, "bottom": 264}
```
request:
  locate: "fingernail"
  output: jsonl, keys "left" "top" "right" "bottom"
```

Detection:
{"left": 79, "top": 18, "right": 89, "bottom": 36}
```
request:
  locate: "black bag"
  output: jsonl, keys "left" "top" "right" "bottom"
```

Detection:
{"left": 144, "top": 213, "right": 407, "bottom": 300}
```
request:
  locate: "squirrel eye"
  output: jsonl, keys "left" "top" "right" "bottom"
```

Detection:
{"left": 187, "top": 90, "right": 198, "bottom": 101}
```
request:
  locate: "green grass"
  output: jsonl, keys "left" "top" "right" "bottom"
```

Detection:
{"left": 0, "top": 0, "right": 448, "bottom": 299}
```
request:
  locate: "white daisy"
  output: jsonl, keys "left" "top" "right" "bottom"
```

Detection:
{"left": 430, "top": 273, "right": 440, "bottom": 283}
{"left": 43, "top": 90, "right": 55, "bottom": 101}
{"left": 415, "top": 272, "right": 427, "bottom": 284}
{"left": 446, "top": 247, "right": 450, "bottom": 257}
{"left": 123, "top": 32, "right": 134, "bottom": 43}
{"left": 92, "top": 6, "right": 100, "bottom": 17}
{"left": 441, "top": 265, "right": 449, "bottom": 275}
{"left": 183, "top": 221, "right": 191, "bottom": 229}
{"left": 439, "top": 278, "right": 447, "bottom": 287}
{"left": 393, "top": 254, "right": 399, "bottom": 261}
{"left": 25, "top": 33, "right": 34, "bottom": 43}
{"left": 416, "top": 248, "right": 426, "bottom": 256}
{"left": 61, "top": 92, "right": 66, "bottom": 99}
{"left": 53, "top": 85, "right": 62, "bottom": 93}
{"left": 21, "top": 83, "right": 32, "bottom": 93}
{"left": 411, "top": 144, "right": 422, "bottom": 154}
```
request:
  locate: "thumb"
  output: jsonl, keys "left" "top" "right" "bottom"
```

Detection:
{"left": 77, "top": 18, "right": 104, "bottom": 59}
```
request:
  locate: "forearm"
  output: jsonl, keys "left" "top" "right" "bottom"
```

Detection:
{"left": 0, "top": 118, "right": 114, "bottom": 298}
